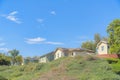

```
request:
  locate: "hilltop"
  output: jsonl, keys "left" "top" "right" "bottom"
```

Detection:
{"left": 0, "top": 55, "right": 120, "bottom": 80}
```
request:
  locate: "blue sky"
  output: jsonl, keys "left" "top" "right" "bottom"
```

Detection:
{"left": 0, "top": 0, "right": 120, "bottom": 57}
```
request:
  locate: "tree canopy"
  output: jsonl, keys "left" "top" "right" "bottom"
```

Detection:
{"left": 9, "top": 49, "right": 23, "bottom": 65}
{"left": 94, "top": 33, "right": 101, "bottom": 45}
{"left": 0, "top": 53, "right": 11, "bottom": 65}
{"left": 107, "top": 19, "right": 120, "bottom": 54}
{"left": 81, "top": 41, "right": 95, "bottom": 51}
{"left": 81, "top": 33, "right": 102, "bottom": 52}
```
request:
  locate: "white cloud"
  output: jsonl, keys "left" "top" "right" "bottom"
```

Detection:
{"left": 37, "top": 18, "right": 44, "bottom": 23}
{"left": 50, "top": 11, "right": 56, "bottom": 15}
{"left": 45, "top": 42, "right": 63, "bottom": 45}
{"left": 1, "top": 11, "right": 22, "bottom": 24}
{"left": 0, "top": 43, "right": 6, "bottom": 46}
{"left": 9, "top": 11, "right": 18, "bottom": 15}
{"left": 25, "top": 37, "right": 46, "bottom": 44}
{"left": 0, "top": 48, "right": 9, "bottom": 52}
{"left": 25, "top": 37, "right": 63, "bottom": 45}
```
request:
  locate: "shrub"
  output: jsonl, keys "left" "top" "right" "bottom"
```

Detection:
{"left": 110, "top": 63, "right": 120, "bottom": 74}
{"left": 84, "top": 55, "right": 98, "bottom": 61}
{"left": 34, "top": 63, "right": 44, "bottom": 70}
{"left": 106, "top": 58, "right": 118, "bottom": 64}
{"left": 1, "top": 56, "right": 120, "bottom": 80}
{"left": 0, "top": 59, "right": 11, "bottom": 65}
{"left": 0, "top": 76, "right": 8, "bottom": 80}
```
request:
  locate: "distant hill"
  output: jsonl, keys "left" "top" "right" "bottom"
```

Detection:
{"left": 0, "top": 55, "right": 120, "bottom": 80}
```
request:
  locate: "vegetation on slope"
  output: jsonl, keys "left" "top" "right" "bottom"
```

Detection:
{"left": 107, "top": 19, "right": 120, "bottom": 54}
{"left": 0, "top": 55, "right": 120, "bottom": 80}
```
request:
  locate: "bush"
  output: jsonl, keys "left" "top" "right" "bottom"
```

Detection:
{"left": 34, "top": 64, "right": 44, "bottom": 71}
{"left": 0, "top": 59, "right": 11, "bottom": 65}
{"left": 0, "top": 76, "right": 8, "bottom": 80}
{"left": 1, "top": 56, "right": 120, "bottom": 80}
{"left": 106, "top": 58, "right": 118, "bottom": 64}
{"left": 83, "top": 55, "right": 98, "bottom": 61}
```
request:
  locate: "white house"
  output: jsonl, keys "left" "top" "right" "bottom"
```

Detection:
{"left": 96, "top": 41, "right": 109, "bottom": 54}
{"left": 54, "top": 48, "right": 63, "bottom": 60}
{"left": 54, "top": 48, "right": 94, "bottom": 60}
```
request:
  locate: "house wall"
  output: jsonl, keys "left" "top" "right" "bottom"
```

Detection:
{"left": 70, "top": 51, "right": 93, "bottom": 57}
{"left": 54, "top": 50, "right": 64, "bottom": 60}
{"left": 72, "top": 52, "right": 76, "bottom": 56}
{"left": 39, "top": 56, "right": 47, "bottom": 63}
{"left": 97, "top": 43, "right": 108, "bottom": 54}
{"left": 69, "top": 52, "right": 76, "bottom": 57}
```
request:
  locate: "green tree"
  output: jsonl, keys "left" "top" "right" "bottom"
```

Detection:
{"left": 107, "top": 19, "right": 120, "bottom": 54}
{"left": 94, "top": 33, "right": 101, "bottom": 46}
{"left": 9, "top": 49, "right": 21, "bottom": 65}
{"left": 81, "top": 41, "right": 95, "bottom": 51}
{"left": 16, "top": 55, "right": 23, "bottom": 65}
{"left": 0, "top": 53, "right": 11, "bottom": 65}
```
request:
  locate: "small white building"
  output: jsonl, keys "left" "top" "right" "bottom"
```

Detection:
{"left": 96, "top": 41, "right": 109, "bottom": 54}
{"left": 39, "top": 56, "right": 47, "bottom": 63}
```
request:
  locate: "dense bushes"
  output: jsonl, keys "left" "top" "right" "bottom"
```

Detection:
{"left": 66, "top": 56, "right": 120, "bottom": 80}
{"left": 0, "top": 76, "right": 8, "bottom": 80}
{"left": 0, "top": 56, "right": 120, "bottom": 80}
{"left": 106, "top": 58, "right": 119, "bottom": 64}
{"left": 106, "top": 58, "right": 120, "bottom": 75}
{"left": 0, "top": 53, "right": 11, "bottom": 66}
{"left": 0, "top": 59, "right": 11, "bottom": 65}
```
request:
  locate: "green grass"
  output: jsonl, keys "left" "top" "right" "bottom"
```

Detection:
{"left": 0, "top": 56, "right": 120, "bottom": 80}
{"left": 66, "top": 56, "right": 120, "bottom": 80}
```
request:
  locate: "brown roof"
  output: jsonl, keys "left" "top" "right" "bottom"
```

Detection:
{"left": 54, "top": 47, "right": 94, "bottom": 54}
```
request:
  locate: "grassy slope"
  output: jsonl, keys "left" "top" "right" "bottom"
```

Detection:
{"left": 0, "top": 56, "right": 120, "bottom": 80}
{"left": 106, "top": 58, "right": 120, "bottom": 75}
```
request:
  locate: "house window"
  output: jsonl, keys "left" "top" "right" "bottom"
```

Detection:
{"left": 101, "top": 46, "right": 104, "bottom": 51}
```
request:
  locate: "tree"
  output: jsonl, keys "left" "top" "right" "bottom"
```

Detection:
{"left": 94, "top": 33, "right": 101, "bottom": 46}
{"left": 81, "top": 41, "right": 95, "bottom": 51}
{"left": 16, "top": 55, "right": 23, "bottom": 65}
{"left": 0, "top": 53, "right": 11, "bottom": 65}
{"left": 107, "top": 19, "right": 120, "bottom": 54}
{"left": 9, "top": 49, "right": 21, "bottom": 65}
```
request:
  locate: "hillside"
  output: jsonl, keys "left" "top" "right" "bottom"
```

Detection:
{"left": 0, "top": 55, "right": 120, "bottom": 80}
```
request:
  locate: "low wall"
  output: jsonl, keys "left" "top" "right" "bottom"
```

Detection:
{"left": 97, "top": 54, "right": 120, "bottom": 58}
